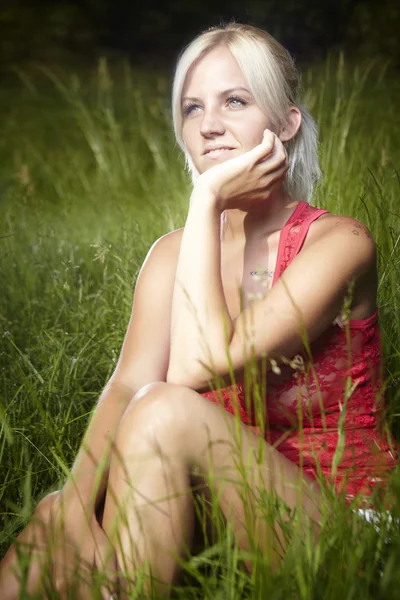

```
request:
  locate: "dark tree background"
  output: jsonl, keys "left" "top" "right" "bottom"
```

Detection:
{"left": 0, "top": 0, "right": 399, "bottom": 70}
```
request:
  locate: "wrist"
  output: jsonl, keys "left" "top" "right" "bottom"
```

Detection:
{"left": 190, "top": 184, "right": 222, "bottom": 214}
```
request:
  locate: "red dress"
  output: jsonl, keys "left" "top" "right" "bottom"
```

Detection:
{"left": 201, "top": 201, "right": 397, "bottom": 503}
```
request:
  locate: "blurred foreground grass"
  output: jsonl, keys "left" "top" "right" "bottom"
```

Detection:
{"left": 1, "top": 54, "right": 400, "bottom": 598}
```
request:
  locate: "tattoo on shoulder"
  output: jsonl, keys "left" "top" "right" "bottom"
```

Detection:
{"left": 334, "top": 219, "right": 346, "bottom": 227}
{"left": 352, "top": 221, "right": 374, "bottom": 240}
{"left": 364, "top": 227, "right": 373, "bottom": 240}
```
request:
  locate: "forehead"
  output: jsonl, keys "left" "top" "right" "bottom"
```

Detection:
{"left": 182, "top": 46, "right": 247, "bottom": 97}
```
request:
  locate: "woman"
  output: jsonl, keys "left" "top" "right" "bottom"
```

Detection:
{"left": 0, "top": 22, "right": 397, "bottom": 600}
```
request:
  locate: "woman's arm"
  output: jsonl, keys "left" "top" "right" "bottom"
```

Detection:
{"left": 167, "top": 194, "right": 236, "bottom": 391}
{"left": 166, "top": 131, "right": 376, "bottom": 391}
{"left": 61, "top": 379, "right": 135, "bottom": 510}
{"left": 167, "top": 192, "right": 376, "bottom": 392}
{"left": 166, "top": 129, "right": 289, "bottom": 390}
{"left": 167, "top": 194, "right": 234, "bottom": 374}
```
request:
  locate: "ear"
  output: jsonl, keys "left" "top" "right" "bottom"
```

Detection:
{"left": 279, "top": 106, "right": 302, "bottom": 142}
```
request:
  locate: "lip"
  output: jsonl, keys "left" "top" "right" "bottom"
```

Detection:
{"left": 203, "top": 146, "right": 235, "bottom": 155}
{"left": 204, "top": 146, "right": 235, "bottom": 158}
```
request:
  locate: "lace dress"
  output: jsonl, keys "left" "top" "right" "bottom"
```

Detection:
{"left": 201, "top": 201, "right": 397, "bottom": 503}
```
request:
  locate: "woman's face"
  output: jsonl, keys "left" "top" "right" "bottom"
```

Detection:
{"left": 181, "top": 45, "right": 274, "bottom": 174}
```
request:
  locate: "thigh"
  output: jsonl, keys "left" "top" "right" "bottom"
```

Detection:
{"left": 97, "top": 463, "right": 219, "bottom": 557}
{"left": 150, "top": 384, "right": 321, "bottom": 509}
{"left": 190, "top": 472, "right": 223, "bottom": 555}
{"left": 120, "top": 383, "right": 323, "bottom": 561}
{"left": 188, "top": 391, "right": 322, "bottom": 552}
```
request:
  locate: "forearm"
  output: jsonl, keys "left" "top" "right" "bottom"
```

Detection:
{"left": 61, "top": 379, "right": 134, "bottom": 511}
{"left": 167, "top": 189, "right": 234, "bottom": 386}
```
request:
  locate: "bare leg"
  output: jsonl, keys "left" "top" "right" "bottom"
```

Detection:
{"left": 98, "top": 474, "right": 216, "bottom": 560}
{"left": 102, "top": 403, "right": 196, "bottom": 598}
{"left": 0, "top": 493, "right": 59, "bottom": 600}
{"left": 101, "top": 382, "right": 323, "bottom": 598}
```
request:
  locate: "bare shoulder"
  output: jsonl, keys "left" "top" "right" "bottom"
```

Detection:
{"left": 109, "top": 226, "right": 185, "bottom": 391}
{"left": 154, "top": 226, "right": 184, "bottom": 246}
{"left": 149, "top": 227, "right": 184, "bottom": 263}
{"left": 307, "top": 212, "right": 376, "bottom": 259}
{"left": 305, "top": 213, "right": 377, "bottom": 319}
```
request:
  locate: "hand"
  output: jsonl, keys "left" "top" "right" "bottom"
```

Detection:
{"left": 47, "top": 493, "right": 117, "bottom": 600}
{"left": 195, "top": 129, "right": 289, "bottom": 212}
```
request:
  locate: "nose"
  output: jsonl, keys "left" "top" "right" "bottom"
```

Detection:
{"left": 200, "top": 107, "right": 225, "bottom": 138}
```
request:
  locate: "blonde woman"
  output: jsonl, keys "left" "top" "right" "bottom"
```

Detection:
{"left": 0, "top": 22, "right": 397, "bottom": 599}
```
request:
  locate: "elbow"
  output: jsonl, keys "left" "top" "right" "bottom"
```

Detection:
{"left": 166, "top": 365, "right": 189, "bottom": 387}
{"left": 166, "top": 369, "right": 180, "bottom": 385}
{"left": 166, "top": 364, "right": 202, "bottom": 389}
{"left": 167, "top": 350, "right": 225, "bottom": 390}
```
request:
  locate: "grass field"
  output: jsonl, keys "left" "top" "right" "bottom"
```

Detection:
{"left": 1, "top": 52, "right": 400, "bottom": 598}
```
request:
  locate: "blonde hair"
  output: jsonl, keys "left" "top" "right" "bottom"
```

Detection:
{"left": 172, "top": 22, "right": 322, "bottom": 204}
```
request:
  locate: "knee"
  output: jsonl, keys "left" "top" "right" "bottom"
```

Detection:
{"left": 116, "top": 382, "right": 189, "bottom": 448}
{"left": 33, "top": 491, "right": 60, "bottom": 524}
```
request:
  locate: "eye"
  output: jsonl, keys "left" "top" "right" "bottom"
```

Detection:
{"left": 227, "top": 95, "right": 247, "bottom": 108}
{"left": 182, "top": 102, "right": 200, "bottom": 116}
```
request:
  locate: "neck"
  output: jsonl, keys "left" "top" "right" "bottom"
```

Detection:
{"left": 221, "top": 187, "right": 300, "bottom": 244}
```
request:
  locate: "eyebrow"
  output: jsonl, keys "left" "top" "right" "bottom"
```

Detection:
{"left": 181, "top": 87, "right": 252, "bottom": 104}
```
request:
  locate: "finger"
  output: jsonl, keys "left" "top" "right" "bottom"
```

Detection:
{"left": 268, "top": 133, "right": 287, "bottom": 160}
{"left": 94, "top": 534, "right": 119, "bottom": 600}
{"left": 245, "top": 129, "right": 275, "bottom": 165}
{"left": 259, "top": 138, "right": 288, "bottom": 174}
{"left": 52, "top": 545, "right": 93, "bottom": 600}
{"left": 96, "top": 554, "right": 118, "bottom": 600}
{"left": 282, "top": 142, "right": 288, "bottom": 162}
{"left": 261, "top": 164, "right": 288, "bottom": 191}
{"left": 278, "top": 137, "right": 288, "bottom": 163}
{"left": 51, "top": 551, "right": 72, "bottom": 600}
{"left": 263, "top": 128, "right": 275, "bottom": 143}
{"left": 74, "top": 548, "right": 99, "bottom": 600}
{"left": 259, "top": 129, "right": 276, "bottom": 158}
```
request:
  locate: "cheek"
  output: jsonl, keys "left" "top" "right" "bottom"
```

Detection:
{"left": 182, "top": 123, "right": 195, "bottom": 151}
{"left": 245, "top": 119, "right": 271, "bottom": 147}
{"left": 233, "top": 111, "right": 266, "bottom": 136}
{"left": 182, "top": 123, "right": 202, "bottom": 163}
{"left": 240, "top": 128, "right": 264, "bottom": 150}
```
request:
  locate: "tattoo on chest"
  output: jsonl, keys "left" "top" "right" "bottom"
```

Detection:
{"left": 250, "top": 270, "right": 275, "bottom": 278}
{"left": 247, "top": 269, "right": 275, "bottom": 299}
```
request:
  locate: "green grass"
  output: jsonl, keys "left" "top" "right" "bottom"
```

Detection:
{"left": 1, "top": 53, "right": 400, "bottom": 598}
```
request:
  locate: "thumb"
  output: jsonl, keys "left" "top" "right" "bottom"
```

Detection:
{"left": 249, "top": 128, "right": 275, "bottom": 164}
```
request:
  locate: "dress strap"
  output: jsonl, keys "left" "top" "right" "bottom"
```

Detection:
{"left": 272, "top": 201, "right": 330, "bottom": 286}
{"left": 293, "top": 206, "right": 330, "bottom": 257}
